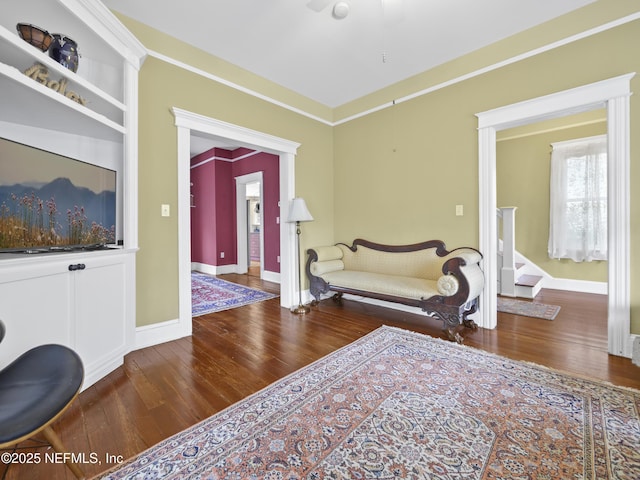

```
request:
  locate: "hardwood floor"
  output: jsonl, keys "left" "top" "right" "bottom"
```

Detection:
{"left": 3, "top": 275, "right": 639, "bottom": 479}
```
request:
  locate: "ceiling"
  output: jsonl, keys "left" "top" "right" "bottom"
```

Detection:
{"left": 101, "top": 0, "right": 596, "bottom": 155}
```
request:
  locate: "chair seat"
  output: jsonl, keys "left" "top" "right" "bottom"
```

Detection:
{"left": 0, "top": 344, "right": 84, "bottom": 445}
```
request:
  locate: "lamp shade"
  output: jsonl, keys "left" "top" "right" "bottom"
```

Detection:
{"left": 288, "top": 197, "right": 313, "bottom": 223}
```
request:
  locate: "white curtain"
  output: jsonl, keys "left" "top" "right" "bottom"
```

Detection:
{"left": 548, "top": 135, "right": 607, "bottom": 262}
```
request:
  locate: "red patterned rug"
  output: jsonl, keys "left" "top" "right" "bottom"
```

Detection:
{"left": 191, "top": 272, "right": 278, "bottom": 316}
{"left": 99, "top": 326, "right": 640, "bottom": 479}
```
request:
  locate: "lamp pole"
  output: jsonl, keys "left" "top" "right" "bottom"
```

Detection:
{"left": 292, "top": 220, "right": 310, "bottom": 314}
{"left": 288, "top": 198, "right": 313, "bottom": 314}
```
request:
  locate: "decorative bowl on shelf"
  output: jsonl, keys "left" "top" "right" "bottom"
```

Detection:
{"left": 16, "top": 23, "right": 53, "bottom": 52}
{"left": 49, "top": 34, "right": 80, "bottom": 73}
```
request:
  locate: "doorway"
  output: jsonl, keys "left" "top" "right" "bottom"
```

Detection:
{"left": 496, "top": 110, "right": 608, "bottom": 295}
{"left": 235, "top": 172, "right": 263, "bottom": 278}
{"left": 477, "top": 73, "right": 634, "bottom": 357}
{"left": 172, "top": 108, "right": 301, "bottom": 339}
{"left": 246, "top": 183, "right": 262, "bottom": 277}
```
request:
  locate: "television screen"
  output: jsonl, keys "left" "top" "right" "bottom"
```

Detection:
{"left": 0, "top": 137, "right": 117, "bottom": 252}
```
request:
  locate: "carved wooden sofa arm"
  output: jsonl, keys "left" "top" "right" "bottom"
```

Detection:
{"left": 305, "top": 239, "right": 484, "bottom": 343}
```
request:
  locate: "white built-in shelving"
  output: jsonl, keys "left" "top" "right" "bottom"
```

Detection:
{"left": 0, "top": 0, "right": 146, "bottom": 389}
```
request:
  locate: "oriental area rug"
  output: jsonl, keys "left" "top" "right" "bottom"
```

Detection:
{"left": 191, "top": 272, "right": 278, "bottom": 316}
{"left": 99, "top": 326, "right": 640, "bottom": 480}
{"left": 497, "top": 296, "right": 561, "bottom": 320}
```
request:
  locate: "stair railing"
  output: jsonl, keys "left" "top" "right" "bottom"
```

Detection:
{"left": 497, "top": 207, "right": 518, "bottom": 297}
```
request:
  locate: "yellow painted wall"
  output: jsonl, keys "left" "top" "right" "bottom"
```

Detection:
{"left": 497, "top": 121, "right": 608, "bottom": 282}
{"left": 118, "top": 18, "right": 335, "bottom": 326}
{"left": 114, "top": 5, "right": 640, "bottom": 335}
{"left": 333, "top": 86, "right": 479, "bottom": 246}
{"left": 333, "top": 20, "right": 640, "bottom": 333}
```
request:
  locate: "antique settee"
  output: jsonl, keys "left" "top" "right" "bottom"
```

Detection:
{"left": 306, "top": 239, "right": 484, "bottom": 343}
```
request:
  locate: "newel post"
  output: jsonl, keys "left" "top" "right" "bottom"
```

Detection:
{"left": 499, "top": 207, "right": 517, "bottom": 297}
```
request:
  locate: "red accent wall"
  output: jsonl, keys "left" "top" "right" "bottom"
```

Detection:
{"left": 233, "top": 151, "right": 280, "bottom": 272}
{"left": 190, "top": 152, "right": 217, "bottom": 264}
{"left": 190, "top": 148, "right": 280, "bottom": 273}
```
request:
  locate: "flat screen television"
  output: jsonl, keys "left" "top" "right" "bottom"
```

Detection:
{"left": 0, "top": 137, "right": 117, "bottom": 253}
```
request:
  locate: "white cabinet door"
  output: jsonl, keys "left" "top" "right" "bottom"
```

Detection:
{"left": 0, "top": 251, "right": 134, "bottom": 387}
{"left": 0, "top": 264, "right": 73, "bottom": 369}
{"left": 73, "top": 255, "right": 129, "bottom": 381}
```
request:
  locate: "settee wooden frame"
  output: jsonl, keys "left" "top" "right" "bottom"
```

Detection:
{"left": 306, "top": 239, "right": 483, "bottom": 343}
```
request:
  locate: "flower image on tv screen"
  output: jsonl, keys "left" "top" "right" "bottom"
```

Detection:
{"left": 0, "top": 137, "right": 117, "bottom": 252}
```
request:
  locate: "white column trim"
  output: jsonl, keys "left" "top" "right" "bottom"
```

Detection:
{"left": 478, "top": 126, "right": 497, "bottom": 329}
{"left": 607, "top": 94, "right": 632, "bottom": 357}
{"left": 176, "top": 124, "right": 193, "bottom": 338}
{"left": 279, "top": 152, "right": 297, "bottom": 308}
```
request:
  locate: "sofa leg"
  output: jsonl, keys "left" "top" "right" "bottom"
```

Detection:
{"left": 443, "top": 327, "right": 464, "bottom": 344}
{"left": 461, "top": 300, "right": 479, "bottom": 330}
{"left": 426, "top": 309, "right": 466, "bottom": 343}
{"left": 463, "top": 318, "right": 478, "bottom": 330}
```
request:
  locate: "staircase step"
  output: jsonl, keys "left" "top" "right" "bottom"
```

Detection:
{"left": 516, "top": 274, "right": 543, "bottom": 287}
{"left": 515, "top": 274, "right": 543, "bottom": 299}
{"left": 516, "top": 262, "right": 525, "bottom": 270}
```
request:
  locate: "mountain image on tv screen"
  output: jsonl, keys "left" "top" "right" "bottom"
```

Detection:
{"left": 0, "top": 138, "right": 116, "bottom": 250}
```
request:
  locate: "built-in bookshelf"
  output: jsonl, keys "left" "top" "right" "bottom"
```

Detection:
{"left": 0, "top": 0, "right": 146, "bottom": 389}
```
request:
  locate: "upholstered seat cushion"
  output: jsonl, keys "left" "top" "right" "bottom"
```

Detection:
{"left": 0, "top": 344, "right": 84, "bottom": 444}
{"left": 321, "top": 270, "right": 441, "bottom": 300}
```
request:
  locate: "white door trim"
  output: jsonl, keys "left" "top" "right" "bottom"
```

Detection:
{"left": 476, "top": 73, "right": 635, "bottom": 357}
{"left": 172, "top": 108, "right": 300, "bottom": 338}
{"left": 236, "top": 172, "right": 263, "bottom": 277}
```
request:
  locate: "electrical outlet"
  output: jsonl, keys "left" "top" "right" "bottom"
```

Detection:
{"left": 220, "top": 252, "right": 225, "bottom": 258}
{"left": 455, "top": 204, "right": 464, "bottom": 216}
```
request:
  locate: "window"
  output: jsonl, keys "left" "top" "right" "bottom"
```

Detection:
{"left": 548, "top": 135, "right": 607, "bottom": 262}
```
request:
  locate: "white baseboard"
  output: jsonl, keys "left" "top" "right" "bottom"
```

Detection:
{"left": 338, "top": 293, "right": 481, "bottom": 324}
{"left": 311, "top": 292, "right": 441, "bottom": 321}
{"left": 192, "top": 262, "right": 236, "bottom": 275}
{"left": 631, "top": 335, "right": 640, "bottom": 365}
{"left": 82, "top": 354, "right": 125, "bottom": 391}
{"left": 191, "top": 262, "right": 281, "bottom": 284}
{"left": 135, "top": 318, "right": 190, "bottom": 351}
{"left": 262, "top": 270, "right": 280, "bottom": 284}
{"left": 342, "top": 293, "right": 428, "bottom": 316}
{"left": 543, "top": 277, "right": 607, "bottom": 295}
{"left": 192, "top": 262, "right": 214, "bottom": 274}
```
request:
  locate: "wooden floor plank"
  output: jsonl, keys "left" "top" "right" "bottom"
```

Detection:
{"left": 2, "top": 275, "right": 638, "bottom": 479}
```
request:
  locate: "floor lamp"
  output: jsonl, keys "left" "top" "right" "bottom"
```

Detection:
{"left": 288, "top": 197, "right": 314, "bottom": 314}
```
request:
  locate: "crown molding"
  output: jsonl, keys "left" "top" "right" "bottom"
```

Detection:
{"left": 155, "top": 51, "right": 332, "bottom": 126}
{"left": 152, "top": 12, "right": 640, "bottom": 127}
{"left": 65, "top": 0, "right": 147, "bottom": 69}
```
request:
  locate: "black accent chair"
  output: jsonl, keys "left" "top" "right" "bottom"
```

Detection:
{"left": 0, "top": 320, "right": 85, "bottom": 479}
